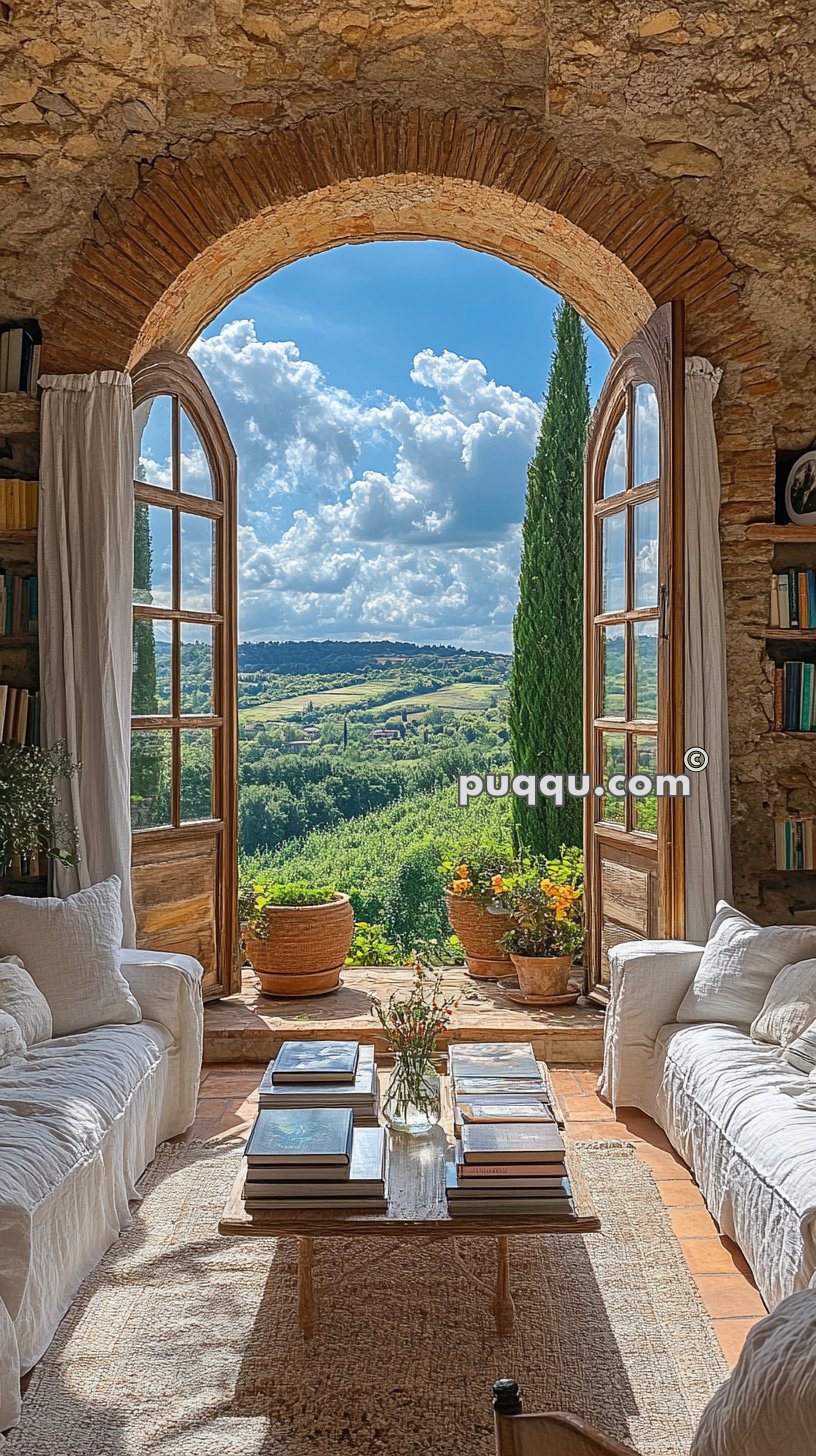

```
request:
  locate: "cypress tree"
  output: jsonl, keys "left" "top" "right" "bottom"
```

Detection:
{"left": 508, "top": 300, "right": 590, "bottom": 856}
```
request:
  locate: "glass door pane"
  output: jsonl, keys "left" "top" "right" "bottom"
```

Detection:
{"left": 180, "top": 728, "right": 214, "bottom": 821}
{"left": 130, "top": 729, "right": 172, "bottom": 828}
{"left": 633, "top": 735, "right": 658, "bottom": 834}
{"left": 603, "top": 412, "right": 627, "bottom": 497}
{"left": 180, "top": 513, "right": 215, "bottom": 613}
{"left": 180, "top": 409, "right": 214, "bottom": 498}
{"left": 134, "top": 394, "right": 173, "bottom": 488}
{"left": 132, "top": 617, "right": 171, "bottom": 715}
{"left": 633, "top": 498, "right": 659, "bottom": 608}
{"left": 633, "top": 618, "right": 658, "bottom": 720}
{"left": 599, "top": 731, "right": 626, "bottom": 825}
{"left": 601, "top": 624, "right": 625, "bottom": 718}
{"left": 133, "top": 502, "right": 172, "bottom": 608}
{"left": 601, "top": 511, "right": 626, "bottom": 613}
{"left": 180, "top": 623, "right": 214, "bottom": 715}
{"left": 633, "top": 384, "right": 659, "bottom": 486}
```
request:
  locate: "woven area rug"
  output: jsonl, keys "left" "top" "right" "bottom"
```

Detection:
{"left": 6, "top": 1139, "right": 728, "bottom": 1456}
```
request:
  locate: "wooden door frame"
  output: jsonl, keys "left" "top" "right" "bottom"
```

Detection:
{"left": 583, "top": 302, "right": 685, "bottom": 997}
{"left": 130, "top": 349, "right": 240, "bottom": 997}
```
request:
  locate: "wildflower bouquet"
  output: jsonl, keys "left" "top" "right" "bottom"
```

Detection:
{"left": 372, "top": 956, "right": 457, "bottom": 1132}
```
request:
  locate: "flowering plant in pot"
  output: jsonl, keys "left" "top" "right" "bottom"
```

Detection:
{"left": 498, "top": 846, "right": 584, "bottom": 999}
{"left": 0, "top": 740, "right": 80, "bottom": 880}
{"left": 441, "top": 849, "right": 516, "bottom": 979}
{"left": 372, "top": 956, "right": 457, "bottom": 1135}
{"left": 239, "top": 880, "right": 354, "bottom": 998}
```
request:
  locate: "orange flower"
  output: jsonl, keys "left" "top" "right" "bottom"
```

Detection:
{"left": 450, "top": 878, "right": 472, "bottom": 895}
{"left": 456, "top": 864, "right": 469, "bottom": 879}
{"left": 491, "top": 874, "right": 506, "bottom": 893}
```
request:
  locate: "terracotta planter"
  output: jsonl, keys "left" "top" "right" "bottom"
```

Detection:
{"left": 445, "top": 889, "right": 513, "bottom": 980}
{"left": 509, "top": 953, "right": 573, "bottom": 998}
{"left": 245, "top": 894, "right": 354, "bottom": 998}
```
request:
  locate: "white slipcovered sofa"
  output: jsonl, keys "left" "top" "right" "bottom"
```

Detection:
{"left": 0, "top": 948, "right": 203, "bottom": 1435}
{"left": 600, "top": 936, "right": 816, "bottom": 1312}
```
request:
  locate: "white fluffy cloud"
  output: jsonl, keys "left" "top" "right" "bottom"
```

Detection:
{"left": 187, "top": 321, "right": 542, "bottom": 649}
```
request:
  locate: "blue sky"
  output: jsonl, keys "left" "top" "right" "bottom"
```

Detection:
{"left": 139, "top": 241, "right": 610, "bottom": 652}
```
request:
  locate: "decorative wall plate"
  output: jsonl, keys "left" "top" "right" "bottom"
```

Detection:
{"left": 785, "top": 450, "right": 816, "bottom": 525}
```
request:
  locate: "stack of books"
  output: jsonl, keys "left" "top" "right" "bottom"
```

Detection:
{"left": 775, "top": 816, "right": 815, "bottom": 871}
{"left": 258, "top": 1040, "right": 379, "bottom": 1124}
{"left": 243, "top": 1106, "right": 389, "bottom": 1212}
{"left": 0, "top": 572, "right": 37, "bottom": 637}
{"left": 0, "top": 480, "right": 38, "bottom": 530}
{"left": 773, "top": 661, "right": 816, "bottom": 732}
{"left": 0, "top": 322, "right": 41, "bottom": 395}
{"left": 446, "top": 1042, "right": 575, "bottom": 1219}
{"left": 770, "top": 569, "right": 816, "bottom": 630}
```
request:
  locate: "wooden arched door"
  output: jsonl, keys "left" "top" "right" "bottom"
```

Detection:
{"left": 584, "top": 303, "right": 685, "bottom": 1002}
{"left": 130, "top": 351, "right": 239, "bottom": 999}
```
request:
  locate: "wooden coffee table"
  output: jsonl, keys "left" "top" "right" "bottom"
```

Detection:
{"left": 218, "top": 1065, "right": 600, "bottom": 1337}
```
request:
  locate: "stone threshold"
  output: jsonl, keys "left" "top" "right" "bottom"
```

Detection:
{"left": 204, "top": 965, "right": 606, "bottom": 1065}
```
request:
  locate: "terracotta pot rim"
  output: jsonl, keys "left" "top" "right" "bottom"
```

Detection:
{"left": 509, "top": 952, "right": 574, "bottom": 965}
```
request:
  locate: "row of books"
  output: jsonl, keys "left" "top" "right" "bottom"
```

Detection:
{"left": 0, "top": 322, "right": 41, "bottom": 395}
{"left": 0, "top": 686, "right": 39, "bottom": 745}
{"left": 0, "top": 573, "right": 37, "bottom": 637}
{"left": 0, "top": 479, "right": 38, "bottom": 531}
{"left": 244, "top": 1041, "right": 387, "bottom": 1211}
{"left": 772, "top": 662, "right": 816, "bottom": 732}
{"left": 769, "top": 570, "right": 816, "bottom": 630}
{"left": 775, "top": 817, "right": 815, "bottom": 872}
{"left": 446, "top": 1042, "right": 573, "bottom": 1218}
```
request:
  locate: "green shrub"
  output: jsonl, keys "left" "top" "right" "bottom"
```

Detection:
{"left": 345, "top": 922, "right": 400, "bottom": 967}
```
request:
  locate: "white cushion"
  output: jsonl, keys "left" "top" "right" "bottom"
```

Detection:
{"left": 751, "top": 960, "right": 816, "bottom": 1047}
{"left": 0, "top": 955, "right": 51, "bottom": 1046}
{"left": 691, "top": 1289, "right": 816, "bottom": 1456}
{"left": 676, "top": 902, "right": 816, "bottom": 1027}
{"left": 0, "top": 1009, "right": 25, "bottom": 1066}
{"left": 0, "top": 877, "right": 141, "bottom": 1036}
{"left": 783, "top": 1020, "right": 816, "bottom": 1078}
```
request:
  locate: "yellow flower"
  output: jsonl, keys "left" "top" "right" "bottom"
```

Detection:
{"left": 456, "top": 864, "right": 469, "bottom": 879}
{"left": 450, "top": 878, "right": 472, "bottom": 895}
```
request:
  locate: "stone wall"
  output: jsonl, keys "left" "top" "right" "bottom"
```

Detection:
{"left": 1, "top": 0, "right": 814, "bottom": 919}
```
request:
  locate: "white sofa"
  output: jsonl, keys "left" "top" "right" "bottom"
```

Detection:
{"left": 600, "top": 939, "right": 816, "bottom": 1312}
{"left": 0, "top": 949, "right": 203, "bottom": 1435}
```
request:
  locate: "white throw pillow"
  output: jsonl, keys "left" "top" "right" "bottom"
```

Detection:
{"left": 691, "top": 1289, "right": 816, "bottom": 1456}
{"left": 0, "top": 878, "right": 141, "bottom": 1037}
{"left": 676, "top": 902, "right": 816, "bottom": 1027}
{"left": 0, "top": 1009, "right": 25, "bottom": 1067}
{"left": 750, "top": 959, "right": 816, "bottom": 1047}
{"left": 782, "top": 1019, "right": 816, "bottom": 1078}
{"left": 0, "top": 955, "right": 51, "bottom": 1045}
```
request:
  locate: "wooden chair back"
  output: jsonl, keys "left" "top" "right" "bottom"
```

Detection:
{"left": 492, "top": 1380, "right": 643, "bottom": 1456}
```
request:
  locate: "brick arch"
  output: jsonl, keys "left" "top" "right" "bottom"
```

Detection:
{"left": 42, "top": 104, "right": 764, "bottom": 376}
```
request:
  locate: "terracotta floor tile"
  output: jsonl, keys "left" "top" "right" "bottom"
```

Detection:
{"left": 189, "top": 1097, "right": 232, "bottom": 1139}
{"left": 616, "top": 1113, "right": 674, "bottom": 1151}
{"left": 655, "top": 1179, "right": 707, "bottom": 1209}
{"left": 669, "top": 1206, "right": 720, "bottom": 1240}
{"left": 720, "top": 1237, "right": 755, "bottom": 1283}
{"left": 714, "top": 1317, "right": 763, "bottom": 1368}
{"left": 634, "top": 1142, "right": 692, "bottom": 1179}
{"left": 681, "top": 1239, "right": 741, "bottom": 1274}
{"left": 561, "top": 1094, "right": 614, "bottom": 1119}
{"left": 693, "top": 1273, "right": 767, "bottom": 1319}
{"left": 570, "top": 1118, "right": 639, "bottom": 1141}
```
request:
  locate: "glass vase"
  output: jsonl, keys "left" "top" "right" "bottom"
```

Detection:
{"left": 383, "top": 1053, "right": 441, "bottom": 1136}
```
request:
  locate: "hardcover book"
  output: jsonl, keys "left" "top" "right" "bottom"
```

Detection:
{"left": 271, "top": 1040, "right": 359, "bottom": 1083}
{"left": 244, "top": 1127, "right": 388, "bottom": 1200}
{"left": 446, "top": 1159, "right": 569, "bottom": 1194}
{"left": 260, "top": 1044, "right": 375, "bottom": 1103}
{"left": 449, "top": 1042, "right": 540, "bottom": 1082}
{"left": 452, "top": 1077, "right": 545, "bottom": 1098}
{"left": 456, "top": 1100, "right": 554, "bottom": 1125}
{"left": 244, "top": 1106, "right": 354, "bottom": 1164}
{"left": 460, "top": 1122, "right": 565, "bottom": 1165}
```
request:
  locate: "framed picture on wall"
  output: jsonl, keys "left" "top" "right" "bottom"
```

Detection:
{"left": 785, "top": 450, "right": 816, "bottom": 526}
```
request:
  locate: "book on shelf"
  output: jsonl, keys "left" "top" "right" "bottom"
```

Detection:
{"left": 0, "top": 686, "right": 39, "bottom": 745}
{"left": 444, "top": 1161, "right": 575, "bottom": 1216}
{"left": 0, "top": 479, "right": 38, "bottom": 531}
{"left": 244, "top": 1106, "right": 354, "bottom": 1166}
{"left": 459, "top": 1122, "right": 565, "bottom": 1166}
{"left": 773, "top": 662, "right": 816, "bottom": 732}
{"left": 449, "top": 1042, "right": 541, "bottom": 1083}
{"left": 770, "top": 570, "right": 816, "bottom": 630}
{"left": 775, "top": 817, "right": 815, "bottom": 871}
{"left": 0, "top": 321, "right": 41, "bottom": 395}
{"left": 243, "top": 1127, "right": 389, "bottom": 1211}
{"left": 258, "top": 1044, "right": 378, "bottom": 1120}
{"left": 455, "top": 1151, "right": 568, "bottom": 1184}
{"left": 271, "top": 1039, "right": 359, "bottom": 1083}
{"left": 0, "top": 572, "right": 37, "bottom": 636}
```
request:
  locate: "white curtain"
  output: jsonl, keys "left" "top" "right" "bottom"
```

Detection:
{"left": 38, "top": 371, "right": 136, "bottom": 945}
{"left": 684, "top": 356, "right": 733, "bottom": 941}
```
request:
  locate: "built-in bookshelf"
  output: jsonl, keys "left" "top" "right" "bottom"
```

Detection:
{"left": 0, "top": 357, "right": 44, "bottom": 897}
{"left": 752, "top": 483, "right": 816, "bottom": 906}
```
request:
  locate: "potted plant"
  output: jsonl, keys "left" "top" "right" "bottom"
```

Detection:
{"left": 441, "top": 849, "right": 516, "bottom": 979}
{"left": 499, "top": 846, "right": 584, "bottom": 999}
{"left": 239, "top": 881, "right": 354, "bottom": 998}
{"left": 0, "top": 740, "right": 80, "bottom": 883}
{"left": 372, "top": 956, "right": 457, "bottom": 1135}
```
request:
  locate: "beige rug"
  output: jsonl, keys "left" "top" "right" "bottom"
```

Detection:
{"left": 7, "top": 1139, "right": 728, "bottom": 1456}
